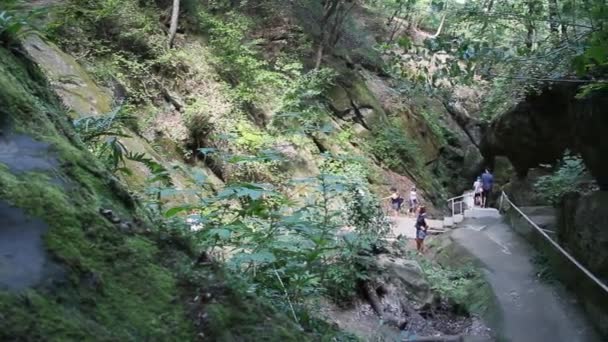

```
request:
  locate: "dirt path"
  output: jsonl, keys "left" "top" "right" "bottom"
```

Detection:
{"left": 452, "top": 211, "right": 601, "bottom": 342}
{"left": 390, "top": 215, "right": 444, "bottom": 239}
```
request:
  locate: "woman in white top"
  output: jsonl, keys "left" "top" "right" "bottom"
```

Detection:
{"left": 473, "top": 177, "right": 482, "bottom": 206}
{"left": 409, "top": 187, "right": 418, "bottom": 216}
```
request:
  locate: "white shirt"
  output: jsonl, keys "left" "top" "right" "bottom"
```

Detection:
{"left": 474, "top": 180, "right": 482, "bottom": 193}
{"left": 410, "top": 191, "right": 417, "bottom": 200}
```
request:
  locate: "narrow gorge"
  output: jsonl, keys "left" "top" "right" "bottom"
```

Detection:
{"left": 1, "top": 0, "right": 606, "bottom": 341}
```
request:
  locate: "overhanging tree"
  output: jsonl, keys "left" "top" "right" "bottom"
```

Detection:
{"left": 168, "top": 0, "right": 180, "bottom": 48}
{"left": 314, "top": 0, "right": 356, "bottom": 69}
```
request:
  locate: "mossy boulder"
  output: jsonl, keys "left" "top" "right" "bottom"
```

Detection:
{"left": 21, "top": 35, "right": 113, "bottom": 116}
{"left": 0, "top": 44, "right": 195, "bottom": 340}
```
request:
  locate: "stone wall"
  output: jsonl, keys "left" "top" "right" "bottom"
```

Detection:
{"left": 556, "top": 189, "right": 608, "bottom": 339}
{"left": 502, "top": 192, "right": 608, "bottom": 339}
{"left": 558, "top": 190, "right": 608, "bottom": 279}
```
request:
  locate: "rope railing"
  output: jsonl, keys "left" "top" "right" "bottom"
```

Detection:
{"left": 499, "top": 191, "right": 608, "bottom": 294}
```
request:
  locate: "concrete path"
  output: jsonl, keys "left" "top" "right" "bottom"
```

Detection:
{"left": 452, "top": 210, "right": 601, "bottom": 342}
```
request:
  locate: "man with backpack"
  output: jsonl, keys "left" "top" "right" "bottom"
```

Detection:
{"left": 481, "top": 168, "right": 494, "bottom": 208}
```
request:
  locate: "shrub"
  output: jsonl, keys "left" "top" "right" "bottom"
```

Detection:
{"left": 534, "top": 152, "right": 597, "bottom": 205}
{"left": 195, "top": 10, "right": 287, "bottom": 105}
{"left": 0, "top": 7, "right": 36, "bottom": 44}
{"left": 272, "top": 68, "right": 337, "bottom": 135}
{"left": 367, "top": 119, "right": 423, "bottom": 174}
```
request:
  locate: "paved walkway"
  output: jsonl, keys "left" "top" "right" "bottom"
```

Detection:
{"left": 451, "top": 210, "right": 601, "bottom": 342}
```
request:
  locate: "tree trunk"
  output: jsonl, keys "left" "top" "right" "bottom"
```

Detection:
{"left": 314, "top": 0, "right": 353, "bottom": 69}
{"left": 548, "top": 0, "right": 560, "bottom": 43}
{"left": 315, "top": 0, "right": 338, "bottom": 69}
{"left": 387, "top": 1, "right": 405, "bottom": 27}
{"left": 389, "top": 20, "right": 404, "bottom": 43}
{"left": 430, "top": 2, "right": 449, "bottom": 39}
{"left": 314, "top": 42, "right": 325, "bottom": 69}
{"left": 430, "top": 13, "right": 447, "bottom": 38}
{"left": 361, "top": 282, "right": 405, "bottom": 329}
{"left": 525, "top": 0, "right": 537, "bottom": 50}
{"left": 480, "top": 0, "right": 494, "bottom": 30}
{"left": 561, "top": 23, "right": 568, "bottom": 42}
{"left": 526, "top": 25, "right": 534, "bottom": 49}
{"left": 168, "top": 0, "right": 181, "bottom": 48}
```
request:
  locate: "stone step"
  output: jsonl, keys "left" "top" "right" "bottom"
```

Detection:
{"left": 464, "top": 208, "right": 501, "bottom": 218}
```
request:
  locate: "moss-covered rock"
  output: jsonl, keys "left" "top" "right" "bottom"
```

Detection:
{"left": 0, "top": 43, "right": 196, "bottom": 340}
{"left": 0, "top": 38, "right": 318, "bottom": 341}
{"left": 21, "top": 35, "right": 113, "bottom": 117}
{"left": 329, "top": 69, "right": 387, "bottom": 130}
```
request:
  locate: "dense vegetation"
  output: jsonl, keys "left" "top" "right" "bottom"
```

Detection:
{"left": 1, "top": 0, "right": 606, "bottom": 339}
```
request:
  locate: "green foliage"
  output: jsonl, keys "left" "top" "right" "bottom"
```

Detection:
{"left": 234, "top": 121, "right": 273, "bottom": 151}
{"left": 164, "top": 158, "right": 391, "bottom": 317}
{"left": 48, "top": 0, "right": 175, "bottom": 103}
{"left": 0, "top": 1, "right": 42, "bottom": 45}
{"left": 73, "top": 107, "right": 134, "bottom": 173}
{"left": 0, "top": 10, "right": 26, "bottom": 43}
{"left": 374, "top": 0, "right": 608, "bottom": 120}
{"left": 531, "top": 252, "right": 556, "bottom": 283}
{"left": 534, "top": 152, "right": 596, "bottom": 205}
{"left": 195, "top": 10, "right": 288, "bottom": 104}
{"left": 0, "top": 46, "right": 194, "bottom": 341}
{"left": 272, "top": 68, "right": 337, "bottom": 135}
{"left": 573, "top": 26, "right": 608, "bottom": 97}
{"left": 420, "top": 110, "right": 449, "bottom": 145}
{"left": 367, "top": 119, "right": 423, "bottom": 174}
{"left": 73, "top": 107, "right": 175, "bottom": 184}
{"left": 420, "top": 260, "right": 488, "bottom": 314}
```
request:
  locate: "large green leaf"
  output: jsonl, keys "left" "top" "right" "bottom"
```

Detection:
{"left": 164, "top": 206, "right": 190, "bottom": 218}
{"left": 586, "top": 43, "right": 608, "bottom": 64}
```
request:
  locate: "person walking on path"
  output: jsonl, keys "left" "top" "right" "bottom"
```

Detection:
{"left": 408, "top": 186, "right": 418, "bottom": 216}
{"left": 473, "top": 176, "right": 482, "bottom": 206}
{"left": 384, "top": 187, "right": 403, "bottom": 217}
{"left": 415, "top": 206, "right": 428, "bottom": 253}
{"left": 481, "top": 169, "right": 494, "bottom": 208}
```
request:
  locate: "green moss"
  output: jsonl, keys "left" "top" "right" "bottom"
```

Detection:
{"left": 0, "top": 36, "right": 322, "bottom": 340}
{"left": 334, "top": 70, "right": 387, "bottom": 128}
{"left": 0, "top": 46, "right": 194, "bottom": 340}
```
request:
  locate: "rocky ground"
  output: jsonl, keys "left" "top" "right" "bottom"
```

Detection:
{"left": 319, "top": 238, "right": 494, "bottom": 341}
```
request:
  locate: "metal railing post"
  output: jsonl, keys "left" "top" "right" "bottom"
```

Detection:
{"left": 451, "top": 199, "right": 455, "bottom": 217}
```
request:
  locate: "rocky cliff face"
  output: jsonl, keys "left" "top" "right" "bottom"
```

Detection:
{"left": 558, "top": 190, "right": 608, "bottom": 337}
{"left": 481, "top": 83, "right": 608, "bottom": 190}
{"left": 559, "top": 191, "right": 608, "bottom": 278}
{"left": 482, "top": 82, "right": 608, "bottom": 338}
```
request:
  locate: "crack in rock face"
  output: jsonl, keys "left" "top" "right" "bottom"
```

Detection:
{"left": 0, "top": 201, "right": 58, "bottom": 291}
